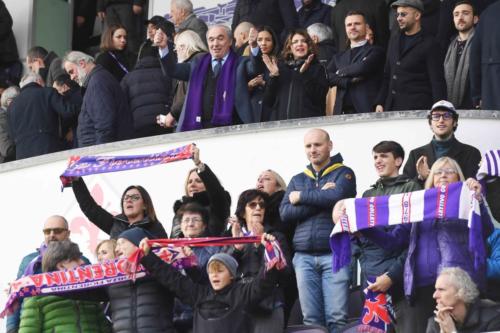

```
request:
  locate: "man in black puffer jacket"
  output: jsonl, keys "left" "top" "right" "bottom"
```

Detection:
{"left": 121, "top": 56, "right": 173, "bottom": 138}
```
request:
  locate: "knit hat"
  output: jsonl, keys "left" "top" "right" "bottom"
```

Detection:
{"left": 207, "top": 253, "right": 239, "bottom": 278}
{"left": 118, "top": 227, "right": 154, "bottom": 246}
{"left": 391, "top": 0, "right": 424, "bottom": 12}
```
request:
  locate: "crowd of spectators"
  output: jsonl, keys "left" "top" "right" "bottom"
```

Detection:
{"left": 0, "top": 0, "right": 499, "bottom": 161}
{"left": 2, "top": 0, "right": 500, "bottom": 332}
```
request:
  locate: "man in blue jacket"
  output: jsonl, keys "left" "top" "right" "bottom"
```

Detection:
{"left": 280, "top": 128, "right": 356, "bottom": 332}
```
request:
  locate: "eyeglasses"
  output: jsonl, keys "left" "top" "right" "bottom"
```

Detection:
{"left": 123, "top": 194, "right": 141, "bottom": 202}
{"left": 434, "top": 168, "right": 457, "bottom": 176}
{"left": 181, "top": 217, "right": 203, "bottom": 224}
{"left": 247, "top": 201, "right": 266, "bottom": 209}
{"left": 43, "top": 228, "right": 68, "bottom": 235}
{"left": 431, "top": 112, "right": 453, "bottom": 121}
{"left": 395, "top": 12, "right": 409, "bottom": 17}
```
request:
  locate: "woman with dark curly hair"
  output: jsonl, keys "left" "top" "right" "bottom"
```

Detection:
{"left": 227, "top": 189, "right": 291, "bottom": 333}
{"left": 261, "top": 28, "right": 329, "bottom": 120}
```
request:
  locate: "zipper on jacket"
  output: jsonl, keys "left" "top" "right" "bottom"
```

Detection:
{"left": 75, "top": 300, "right": 82, "bottom": 333}
{"left": 285, "top": 71, "right": 296, "bottom": 119}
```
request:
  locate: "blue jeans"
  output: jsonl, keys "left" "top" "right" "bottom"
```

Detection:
{"left": 293, "top": 252, "right": 350, "bottom": 333}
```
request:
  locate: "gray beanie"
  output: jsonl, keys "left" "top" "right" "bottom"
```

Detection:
{"left": 207, "top": 253, "right": 239, "bottom": 278}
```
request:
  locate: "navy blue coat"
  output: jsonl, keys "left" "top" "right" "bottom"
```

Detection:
{"left": 376, "top": 31, "right": 447, "bottom": 111}
{"left": 7, "top": 83, "right": 79, "bottom": 159}
{"left": 78, "top": 65, "right": 133, "bottom": 147}
{"left": 280, "top": 154, "right": 357, "bottom": 253}
{"left": 327, "top": 43, "right": 385, "bottom": 114}
{"left": 121, "top": 56, "right": 172, "bottom": 138}
{"left": 470, "top": 0, "right": 500, "bottom": 110}
{"left": 161, "top": 52, "right": 256, "bottom": 130}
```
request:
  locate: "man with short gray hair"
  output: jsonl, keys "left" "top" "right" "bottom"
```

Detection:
{"left": 63, "top": 51, "right": 132, "bottom": 147}
{"left": 307, "top": 22, "right": 336, "bottom": 65}
{"left": 170, "top": 0, "right": 207, "bottom": 44}
{"left": 0, "top": 85, "right": 17, "bottom": 163}
{"left": 427, "top": 267, "right": 500, "bottom": 333}
{"left": 7, "top": 72, "right": 79, "bottom": 159}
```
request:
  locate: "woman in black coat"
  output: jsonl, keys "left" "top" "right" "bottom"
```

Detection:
{"left": 227, "top": 189, "right": 292, "bottom": 333}
{"left": 170, "top": 146, "right": 231, "bottom": 239}
{"left": 95, "top": 24, "right": 133, "bottom": 82}
{"left": 262, "top": 28, "right": 329, "bottom": 120}
{"left": 121, "top": 56, "right": 172, "bottom": 138}
{"left": 72, "top": 177, "right": 168, "bottom": 239}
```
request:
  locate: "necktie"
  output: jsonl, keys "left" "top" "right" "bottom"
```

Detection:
{"left": 213, "top": 59, "right": 222, "bottom": 78}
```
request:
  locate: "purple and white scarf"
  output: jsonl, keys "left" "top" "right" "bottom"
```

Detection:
{"left": 330, "top": 182, "right": 486, "bottom": 272}
{"left": 477, "top": 149, "right": 500, "bottom": 181}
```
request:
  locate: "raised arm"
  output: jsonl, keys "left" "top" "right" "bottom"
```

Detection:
{"left": 71, "top": 177, "right": 115, "bottom": 235}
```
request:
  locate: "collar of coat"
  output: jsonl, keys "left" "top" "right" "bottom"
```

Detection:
{"left": 304, "top": 153, "right": 344, "bottom": 180}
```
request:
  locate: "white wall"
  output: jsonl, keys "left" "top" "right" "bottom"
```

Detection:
{"left": 0, "top": 114, "right": 499, "bottom": 330}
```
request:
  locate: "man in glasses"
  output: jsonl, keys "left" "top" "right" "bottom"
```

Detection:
{"left": 403, "top": 100, "right": 481, "bottom": 185}
{"left": 375, "top": 0, "right": 447, "bottom": 112}
{"left": 280, "top": 128, "right": 356, "bottom": 332}
{"left": 6, "top": 215, "right": 88, "bottom": 333}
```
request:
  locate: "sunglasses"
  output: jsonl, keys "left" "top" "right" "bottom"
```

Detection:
{"left": 43, "top": 228, "right": 68, "bottom": 235}
{"left": 247, "top": 201, "right": 266, "bottom": 209}
{"left": 123, "top": 194, "right": 141, "bottom": 202}
{"left": 434, "top": 168, "right": 457, "bottom": 176}
{"left": 431, "top": 112, "right": 453, "bottom": 121}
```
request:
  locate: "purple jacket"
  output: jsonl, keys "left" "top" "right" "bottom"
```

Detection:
{"left": 366, "top": 203, "right": 493, "bottom": 300}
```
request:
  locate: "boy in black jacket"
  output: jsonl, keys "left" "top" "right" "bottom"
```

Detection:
{"left": 139, "top": 234, "right": 281, "bottom": 333}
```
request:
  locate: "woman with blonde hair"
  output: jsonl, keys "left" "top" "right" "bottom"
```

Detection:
{"left": 170, "top": 146, "right": 230, "bottom": 239}
{"left": 157, "top": 30, "right": 208, "bottom": 129}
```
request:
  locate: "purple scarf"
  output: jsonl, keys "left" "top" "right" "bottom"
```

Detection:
{"left": 330, "top": 182, "right": 490, "bottom": 272}
{"left": 181, "top": 52, "right": 238, "bottom": 131}
{"left": 23, "top": 243, "right": 48, "bottom": 276}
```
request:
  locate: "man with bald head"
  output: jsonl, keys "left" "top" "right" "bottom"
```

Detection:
{"left": 160, "top": 24, "right": 256, "bottom": 131}
{"left": 6, "top": 215, "right": 89, "bottom": 333}
{"left": 280, "top": 128, "right": 356, "bottom": 332}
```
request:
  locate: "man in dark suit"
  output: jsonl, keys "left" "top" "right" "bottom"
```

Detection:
{"left": 403, "top": 100, "right": 481, "bottom": 185}
{"left": 160, "top": 24, "right": 256, "bottom": 132}
{"left": 7, "top": 73, "right": 80, "bottom": 159}
{"left": 327, "top": 11, "right": 385, "bottom": 114}
{"left": 375, "top": 0, "right": 447, "bottom": 112}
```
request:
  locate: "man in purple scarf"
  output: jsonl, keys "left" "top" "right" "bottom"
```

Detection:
{"left": 6, "top": 215, "right": 88, "bottom": 333}
{"left": 159, "top": 24, "right": 256, "bottom": 131}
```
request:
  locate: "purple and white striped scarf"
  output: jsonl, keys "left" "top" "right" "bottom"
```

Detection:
{"left": 477, "top": 149, "right": 500, "bottom": 181}
{"left": 330, "top": 182, "right": 485, "bottom": 272}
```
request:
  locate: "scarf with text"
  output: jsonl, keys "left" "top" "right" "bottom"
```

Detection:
{"left": 59, "top": 144, "right": 194, "bottom": 188}
{"left": 330, "top": 182, "right": 486, "bottom": 272}
{"left": 1, "top": 246, "right": 197, "bottom": 318}
{"left": 127, "top": 236, "right": 287, "bottom": 280}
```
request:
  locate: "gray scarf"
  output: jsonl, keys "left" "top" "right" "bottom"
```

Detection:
{"left": 444, "top": 29, "right": 474, "bottom": 107}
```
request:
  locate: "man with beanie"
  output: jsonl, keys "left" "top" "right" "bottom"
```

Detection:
{"left": 139, "top": 233, "right": 282, "bottom": 333}
{"left": 375, "top": 0, "right": 447, "bottom": 112}
{"left": 403, "top": 100, "right": 481, "bottom": 184}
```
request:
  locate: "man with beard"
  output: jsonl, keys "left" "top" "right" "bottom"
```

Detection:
{"left": 63, "top": 51, "right": 132, "bottom": 147}
{"left": 6, "top": 216, "right": 89, "bottom": 333}
{"left": 375, "top": 0, "right": 446, "bottom": 112}
{"left": 444, "top": 1, "right": 478, "bottom": 109}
